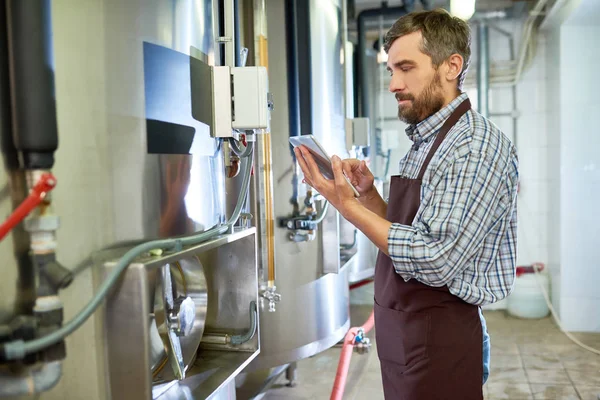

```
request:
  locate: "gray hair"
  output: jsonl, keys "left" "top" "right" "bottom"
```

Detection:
{"left": 384, "top": 8, "right": 472, "bottom": 89}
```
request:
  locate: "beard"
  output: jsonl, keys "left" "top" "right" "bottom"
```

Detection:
{"left": 396, "top": 71, "right": 445, "bottom": 125}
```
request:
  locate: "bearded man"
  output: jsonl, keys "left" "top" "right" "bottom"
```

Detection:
{"left": 294, "top": 9, "right": 518, "bottom": 400}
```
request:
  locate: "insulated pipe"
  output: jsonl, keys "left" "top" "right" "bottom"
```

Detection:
{"left": 0, "top": 361, "right": 62, "bottom": 396}
{"left": 330, "top": 309, "right": 375, "bottom": 400}
{"left": 477, "top": 23, "right": 490, "bottom": 119}
{"left": 5, "top": 0, "right": 58, "bottom": 170}
{"left": 357, "top": 2, "right": 415, "bottom": 119}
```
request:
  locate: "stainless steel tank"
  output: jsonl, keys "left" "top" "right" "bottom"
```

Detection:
{"left": 0, "top": 1, "right": 244, "bottom": 399}
{"left": 241, "top": 0, "right": 351, "bottom": 374}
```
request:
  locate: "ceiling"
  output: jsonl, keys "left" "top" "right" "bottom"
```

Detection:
{"left": 347, "top": 0, "right": 537, "bottom": 40}
{"left": 351, "top": 0, "right": 533, "bottom": 15}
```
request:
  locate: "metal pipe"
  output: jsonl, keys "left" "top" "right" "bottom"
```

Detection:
{"left": 357, "top": 5, "right": 411, "bottom": 119}
{"left": 477, "top": 22, "right": 490, "bottom": 119}
{"left": 5, "top": 0, "right": 58, "bottom": 170}
{"left": 223, "top": 0, "right": 236, "bottom": 68}
{"left": 0, "top": 361, "right": 62, "bottom": 396}
{"left": 230, "top": 300, "right": 258, "bottom": 345}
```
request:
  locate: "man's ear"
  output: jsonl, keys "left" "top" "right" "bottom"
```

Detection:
{"left": 445, "top": 54, "right": 464, "bottom": 83}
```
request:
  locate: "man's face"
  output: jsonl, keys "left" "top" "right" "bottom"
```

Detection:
{"left": 386, "top": 31, "right": 445, "bottom": 125}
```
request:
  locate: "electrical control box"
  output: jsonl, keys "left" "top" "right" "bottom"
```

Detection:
{"left": 231, "top": 67, "right": 269, "bottom": 130}
{"left": 345, "top": 117, "right": 370, "bottom": 150}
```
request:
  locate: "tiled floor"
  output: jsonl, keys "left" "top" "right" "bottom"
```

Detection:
{"left": 262, "top": 305, "right": 600, "bottom": 399}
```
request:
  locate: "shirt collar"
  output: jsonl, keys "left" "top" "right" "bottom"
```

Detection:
{"left": 405, "top": 92, "right": 469, "bottom": 144}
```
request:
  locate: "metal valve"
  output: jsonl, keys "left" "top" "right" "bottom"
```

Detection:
{"left": 161, "top": 264, "right": 196, "bottom": 380}
{"left": 353, "top": 328, "right": 372, "bottom": 354}
{"left": 260, "top": 286, "right": 282, "bottom": 312}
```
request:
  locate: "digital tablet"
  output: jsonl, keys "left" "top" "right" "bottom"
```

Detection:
{"left": 289, "top": 135, "right": 360, "bottom": 198}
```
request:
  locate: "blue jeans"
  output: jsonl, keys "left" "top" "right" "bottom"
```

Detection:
{"left": 480, "top": 307, "right": 491, "bottom": 384}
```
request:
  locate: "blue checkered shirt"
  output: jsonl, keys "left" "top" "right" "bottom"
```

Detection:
{"left": 388, "top": 93, "right": 519, "bottom": 306}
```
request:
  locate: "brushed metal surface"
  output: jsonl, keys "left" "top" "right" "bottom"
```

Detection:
{"left": 151, "top": 257, "right": 209, "bottom": 383}
{"left": 103, "top": 0, "right": 227, "bottom": 243}
{"left": 239, "top": 0, "right": 351, "bottom": 372}
{"left": 96, "top": 228, "right": 259, "bottom": 400}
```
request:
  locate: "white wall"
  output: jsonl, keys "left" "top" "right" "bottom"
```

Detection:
{"left": 555, "top": 21, "right": 600, "bottom": 332}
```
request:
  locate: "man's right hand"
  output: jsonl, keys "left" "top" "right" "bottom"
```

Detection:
{"left": 341, "top": 159, "right": 375, "bottom": 198}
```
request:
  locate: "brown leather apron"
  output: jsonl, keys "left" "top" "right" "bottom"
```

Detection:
{"left": 374, "top": 99, "right": 483, "bottom": 400}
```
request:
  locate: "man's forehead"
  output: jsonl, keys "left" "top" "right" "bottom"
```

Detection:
{"left": 388, "top": 31, "right": 424, "bottom": 57}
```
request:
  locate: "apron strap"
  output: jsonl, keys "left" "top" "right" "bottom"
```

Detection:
{"left": 417, "top": 98, "right": 472, "bottom": 180}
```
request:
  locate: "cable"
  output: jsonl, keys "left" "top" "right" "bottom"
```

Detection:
{"left": 312, "top": 200, "right": 330, "bottom": 224}
{"left": 1, "top": 143, "right": 255, "bottom": 361}
{"left": 531, "top": 264, "right": 600, "bottom": 356}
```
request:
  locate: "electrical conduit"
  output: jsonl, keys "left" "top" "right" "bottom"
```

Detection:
{"left": 330, "top": 309, "right": 375, "bottom": 400}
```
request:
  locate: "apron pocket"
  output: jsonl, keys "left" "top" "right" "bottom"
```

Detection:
{"left": 374, "top": 300, "right": 430, "bottom": 367}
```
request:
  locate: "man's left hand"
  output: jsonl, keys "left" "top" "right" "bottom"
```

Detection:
{"left": 294, "top": 146, "right": 358, "bottom": 216}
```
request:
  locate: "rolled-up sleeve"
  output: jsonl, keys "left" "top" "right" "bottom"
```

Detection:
{"left": 388, "top": 151, "right": 511, "bottom": 287}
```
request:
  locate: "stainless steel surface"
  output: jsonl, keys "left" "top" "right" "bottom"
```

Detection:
{"left": 95, "top": 228, "right": 258, "bottom": 400}
{"left": 0, "top": 1, "right": 250, "bottom": 399}
{"left": 171, "top": 296, "right": 197, "bottom": 337}
{"left": 104, "top": 0, "right": 227, "bottom": 243}
{"left": 309, "top": 0, "right": 346, "bottom": 157}
{"left": 161, "top": 264, "right": 187, "bottom": 379}
{"left": 97, "top": 262, "right": 154, "bottom": 400}
{"left": 236, "top": 0, "right": 351, "bottom": 372}
{"left": 321, "top": 200, "right": 341, "bottom": 275}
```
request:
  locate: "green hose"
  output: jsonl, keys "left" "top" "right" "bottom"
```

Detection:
{"left": 2, "top": 145, "right": 254, "bottom": 361}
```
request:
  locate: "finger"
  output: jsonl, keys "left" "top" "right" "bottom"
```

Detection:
{"left": 299, "top": 146, "right": 326, "bottom": 185}
{"left": 295, "top": 148, "right": 314, "bottom": 182}
{"left": 359, "top": 160, "right": 373, "bottom": 177}
{"left": 332, "top": 155, "right": 351, "bottom": 194}
{"left": 341, "top": 161, "right": 358, "bottom": 186}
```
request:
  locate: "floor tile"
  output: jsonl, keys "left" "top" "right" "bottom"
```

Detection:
{"left": 487, "top": 382, "right": 533, "bottom": 399}
{"left": 530, "top": 384, "right": 579, "bottom": 400}
{"left": 492, "top": 354, "right": 524, "bottom": 370}
{"left": 527, "top": 368, "right": 572, "bottom": 385}
{"left": 491, "top": 338, "right": 521, "bottom": 355}
{"left": 560, "top": 348, "right": 600, "bottom": 371}
{"left": 567, "top": 369, "right": 600, "bottom": 387}
{"left": 489, "top": 367, "right": 529, "bottom": 383}
{"left": 259, "top": 307, "right": 600, "bottom": 399}
{"left": 522, "top": 354, "right": 563, "bottom": 370}
{"left": 575, "top": 385, "right": 600, "bottom": 400}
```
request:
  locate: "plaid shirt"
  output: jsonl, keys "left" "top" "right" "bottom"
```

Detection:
{"left": 388, "top": 93, "right": 519, "bottom": 306}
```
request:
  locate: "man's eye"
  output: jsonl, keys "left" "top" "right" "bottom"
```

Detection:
{"left": 401, "top": 67, "right": 412, "bottom": 72}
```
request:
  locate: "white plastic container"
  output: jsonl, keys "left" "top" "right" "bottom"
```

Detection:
{"left": 507, "top": 270, "right": 551, "bottom": 319}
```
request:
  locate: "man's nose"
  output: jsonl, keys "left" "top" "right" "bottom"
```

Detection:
{"left": 388, "top": 75, "right": 406, "bottom": 93}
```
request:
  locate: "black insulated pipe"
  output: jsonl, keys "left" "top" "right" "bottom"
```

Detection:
{"left": 6, "top": 0, "right": 59, "bottom": 170}
{"left": 0, "top": 1, "right": 17, "bottom": 170}
{"left": 356, "top": 0, "right": 433, "bottom": 119}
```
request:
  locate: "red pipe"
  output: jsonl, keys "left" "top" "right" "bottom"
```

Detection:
{"left": 0, "top": 173, "right": 57, "bottom": 241}
{"left": 330, "top": 308, "right": 375, "bottom": 400}
{"left": 349, "top": 278, "right": 374, "bottom": 290}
